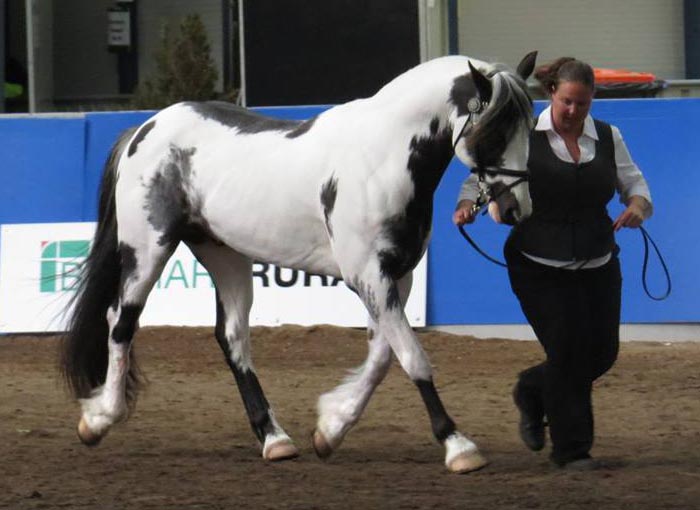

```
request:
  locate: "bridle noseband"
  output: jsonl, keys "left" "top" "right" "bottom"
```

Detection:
{"left": 469, "top": 167, "right": 530, "bottom": 214}
{"left": 452, "top": 97, "right": 530, "bottom": 214}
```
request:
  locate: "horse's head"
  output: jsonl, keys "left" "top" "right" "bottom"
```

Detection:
{"left": 451, "top": 51, "right": 537, "bottom": 225}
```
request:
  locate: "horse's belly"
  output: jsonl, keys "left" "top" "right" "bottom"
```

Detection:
{"left": 207, "top": 211, "right": 341, "bottom": 277}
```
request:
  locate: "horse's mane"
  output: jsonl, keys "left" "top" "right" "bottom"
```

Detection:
{"left": 467, "top": 64, "right": 533, "bottom": 168}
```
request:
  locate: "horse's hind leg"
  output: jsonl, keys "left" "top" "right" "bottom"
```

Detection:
{"left": 78, "top": 241, "right": 174, "bottom": 445}
{"left": 188, "top": 242, "right": 298, "bottom": 461}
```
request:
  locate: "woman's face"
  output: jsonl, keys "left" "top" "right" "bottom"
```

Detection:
{"left": 550, "top": 80, "right": 594, "bottom": 136}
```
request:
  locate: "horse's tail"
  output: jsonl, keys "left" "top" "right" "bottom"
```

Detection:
{"left": 60, "top": 127, "right": 143, "bottom": 405}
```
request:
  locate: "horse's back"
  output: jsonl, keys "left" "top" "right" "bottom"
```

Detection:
{"left": 116, "top": 101, "right": 342, "bottom": 275}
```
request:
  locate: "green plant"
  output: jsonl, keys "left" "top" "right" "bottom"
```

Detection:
{"left": 132, "top": 14, "right": 221, "bottom": 109}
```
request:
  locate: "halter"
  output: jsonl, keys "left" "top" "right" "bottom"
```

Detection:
{"left": 469, "top": 167, "right": 530, "bottom": 214}
{"left": 451, "top": 96, "right": 530, "bottom": 215}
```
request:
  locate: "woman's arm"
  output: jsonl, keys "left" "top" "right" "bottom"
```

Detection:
{"left": 612, "top": 125, "right": 653, "bottom": 219}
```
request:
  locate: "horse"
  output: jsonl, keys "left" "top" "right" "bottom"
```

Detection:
{"left": 60, "top": 51, "right": 537, "bottom": 473}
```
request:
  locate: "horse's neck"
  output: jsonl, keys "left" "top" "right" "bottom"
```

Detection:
{"left": 324, "top": 58, "right": 478, "bottom": 149}
{"left": 356, "top": 85, "right": 452, "bottom": 135}
{"left": 370, "top": 57, "right": 476, "bottom": 130}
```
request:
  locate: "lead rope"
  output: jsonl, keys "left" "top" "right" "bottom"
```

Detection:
{"left": 457, "top": 224, "right": 672, "bottom": 301}
{"left": 639, "top": 226, "right": 672, "bottom": 301}
{"left": 457, "top": 223, "right": 507, "bottom": 268}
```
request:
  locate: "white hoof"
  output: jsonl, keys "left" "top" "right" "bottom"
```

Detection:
{"left": 446, "top": 450, "right": 489, "bottom": 474}
{"left": 263, "top": 438, "right": 299, "bottom": 461}
{"left": 77, "top": 416, "right": 105, "bottom": 447}
{"left": 444, "top": 432, "right": 487, "bottom": 473}
{"left": 311, "top": 429, "right": 334, "bottom": 459}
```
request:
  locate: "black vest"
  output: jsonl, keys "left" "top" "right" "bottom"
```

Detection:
{"left": 509, "top": 119, "right": 617, "bottom": 261}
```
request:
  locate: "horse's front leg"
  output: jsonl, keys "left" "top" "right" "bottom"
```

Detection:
{"left": 315, "top": 267, "right": 487, "bottom": 473}
{"left": 379, "top": 295, "right": 487, "bottom": 473}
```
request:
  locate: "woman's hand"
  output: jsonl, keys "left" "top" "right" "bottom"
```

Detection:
{"left": 453, "top": 200, "right": 477, "bottom": 226}
{"left": 613, "top": 196, "right": 648, "bottom": 231}
{"left": 487, "top": 202, "right": 502, "bottom": 224}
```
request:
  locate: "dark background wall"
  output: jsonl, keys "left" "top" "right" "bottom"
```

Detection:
{"left": 685, "top": 0, "right": 700, "bottom": 78}
{"left": 243, "top": 0, "right": 420, "bottom": 106}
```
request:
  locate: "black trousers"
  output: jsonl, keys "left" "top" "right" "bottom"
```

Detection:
{"left": 504, "top": 238, "right": 621, "bottom": 464}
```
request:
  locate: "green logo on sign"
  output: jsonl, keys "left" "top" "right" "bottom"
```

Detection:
{"left": 40, "top": 240, "right": 90, "bottom": 293}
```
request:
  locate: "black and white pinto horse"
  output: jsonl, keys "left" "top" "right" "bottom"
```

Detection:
{"left": 60, "top": 52, "right": 537, "bottom": 473}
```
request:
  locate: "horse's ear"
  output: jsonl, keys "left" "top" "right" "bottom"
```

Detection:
{"left": 516, "top": 51, "right": 538, "bottom": 80}
{"left": 468, "top": 61, "right": 492, "bottom": 103}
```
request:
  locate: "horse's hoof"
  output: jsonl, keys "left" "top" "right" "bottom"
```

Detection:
{"left": 263, "top": 439, "right": 299, "bottom": 461}
{"left": 447, "top": 451, "right": 488, "bottom": 474}
{"left": 77, "top": 417, "right": 103, "bottom": 447}
{"left": 311, "top": 429, "right": 334, "bottom": 459}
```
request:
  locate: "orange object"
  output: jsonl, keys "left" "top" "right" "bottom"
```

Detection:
{"left": 594, "top": 68, "right": 657, "bottom": 84}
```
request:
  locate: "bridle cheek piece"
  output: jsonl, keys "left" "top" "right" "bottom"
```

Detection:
{"left": 452, "top": 98, "right": 487, "bottom": 154}
{"left": 453, "top": 98, "right": 530, "bottom": 213}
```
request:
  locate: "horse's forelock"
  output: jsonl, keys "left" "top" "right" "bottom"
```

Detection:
{"left": 467, "top": 70, "right": 533, "bottom": 167}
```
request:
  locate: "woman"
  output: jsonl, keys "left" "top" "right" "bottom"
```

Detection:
{"left": 453, "top": 57, "right": 652, "bottom": 470}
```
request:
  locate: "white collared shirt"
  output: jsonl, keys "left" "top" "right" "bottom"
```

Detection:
{"left": 457, "top": 106, "right": 653, "bottom": 269}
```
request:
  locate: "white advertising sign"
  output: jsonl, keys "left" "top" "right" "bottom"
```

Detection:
{"left": 107, "top": 10, "right": 131, "bottom": 47}
{"left": 0, "top": 223, "right": 427, "bottom": 333}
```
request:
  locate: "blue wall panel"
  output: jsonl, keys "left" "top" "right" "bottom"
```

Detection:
{"left": 0, "top": 117, "right": 86, "bottom": 224}
{"left": 592, "top": 100, "right": 699, "bottom": 322}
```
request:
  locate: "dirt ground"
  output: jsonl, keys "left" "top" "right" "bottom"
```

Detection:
{"left": 1, "top": 324, "right": 699, "bottom": 510}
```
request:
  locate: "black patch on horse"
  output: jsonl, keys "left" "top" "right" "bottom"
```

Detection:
{"left": 385, "top": 283, "right": 401, "bottom": 310}
{"left": 128, "top": 120, "right": 156, "bottom": 157}
{"left": 108, "top": 244, "right": 140, "bottom": 343}
{"left": 111, "top": 304, "right": 143, "bottom": 344}
{"left": 378, "top": 117, "right": 453, "bottom": 294}
{"left": 286, "top": 117, "right": 317, "bottom": 138}
{"left": 119, "top": 243, "right": 138, "bottom": 282}
{"left": 144, "top": 145, "right": 213, "bottom": 247}
{"left": 320, "top": 176, "right": 338, "bottom": 237}
{"left": 347, "top": 277, "right": 380, "bottom": 321}
{"left": 449, "top": 74, "right": 478, "bottom": 116}
{"left": 415, "top": 378, "right": 457, "bottom": 442}
{"left": 187, "top": 101, "right": 315, "bottom": 138}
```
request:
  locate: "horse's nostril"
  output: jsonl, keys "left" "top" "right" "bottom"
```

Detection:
{"left": 503, "top": 208, "right": 518, "bottom": 225}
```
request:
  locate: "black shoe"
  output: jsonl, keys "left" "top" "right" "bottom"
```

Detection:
{"left": 512, "top": 383, "right": 545, "bottom": 451}
{"left": 552, "top": 454, "right": 601, "bottom": 471}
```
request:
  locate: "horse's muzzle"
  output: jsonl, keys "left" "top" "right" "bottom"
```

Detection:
{"left": 502, "top": 206, "right": 519, "bottom": 226}
{"left": 494, "top": 191, "right": 520, "bottom": 226}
